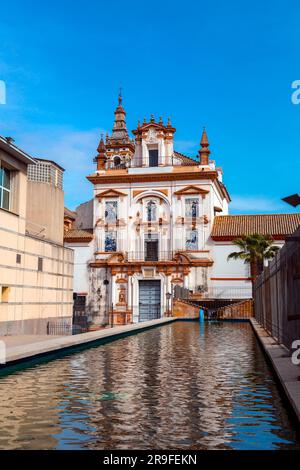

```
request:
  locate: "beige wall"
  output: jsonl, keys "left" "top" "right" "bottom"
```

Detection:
{"left": 26, "top": 181, "right": 64, "bottom": 245}
{"left": 0, "top": 228, "right": 74, "bottom": 334}
{"left": 0, "top": 145, "right": 74, "bottom": 335}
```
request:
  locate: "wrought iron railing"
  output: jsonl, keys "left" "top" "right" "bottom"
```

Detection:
{"left": 203, "top": 286, "right": 252, "bottom": 299}
{"left": 47, "top": 320, "right": 89, "bottom": 336}
{"left": 104, "top": 156, "right": 198, "bottom": 170}
{"left": 126, "top": 251, "right": 173, "bottom": 261}
{"left": 174, "top": 285, "right": 252, "bottom": 300}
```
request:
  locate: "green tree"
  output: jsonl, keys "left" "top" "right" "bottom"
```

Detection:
{"left": 227, "top": 234, "right": 279, "bottom": 295}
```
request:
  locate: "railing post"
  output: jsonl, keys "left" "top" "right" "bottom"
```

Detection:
{"left": 110, "top": 303, "right": 114, "bottom": 328}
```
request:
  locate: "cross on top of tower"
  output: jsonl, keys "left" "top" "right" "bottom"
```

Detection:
{"left": 118, "top": 87, "right": 122, "bottom": 106}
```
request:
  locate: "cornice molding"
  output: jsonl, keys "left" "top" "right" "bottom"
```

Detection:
{"left": 87, "top": 170, "right": 219, "bottom": 185}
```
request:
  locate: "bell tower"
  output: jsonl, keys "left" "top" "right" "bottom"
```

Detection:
{"left": 105, "top": 91, "right": 135, "bottom": 168}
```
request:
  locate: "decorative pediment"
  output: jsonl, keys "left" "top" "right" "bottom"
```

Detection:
{"left": 173, "top": 252, "right": 191, "bottom": 264}
{"left": 174, "top": 185, "right": 209, "bottom": 199}
{"left": 96, "top": 189, "right": 127, "bottom": 201}
{"left": 133, "top": 189, "right": 168, "bottom": 199}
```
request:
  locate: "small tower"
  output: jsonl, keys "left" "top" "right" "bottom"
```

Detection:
{"left": 95, "top": 135, "right": 107, "bottom": 171}
{"left": 198, "top": 127, "right": 210, "bottom": 165}
{"left": 132, "top": 115, "right": 176, "bottom": 166}
{"left": 105, "top": 91, "right": 135, "bottom": 167}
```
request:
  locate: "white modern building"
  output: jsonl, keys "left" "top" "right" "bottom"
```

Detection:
{"left": 64, "top": 96, "right": 300, "bottom": 325}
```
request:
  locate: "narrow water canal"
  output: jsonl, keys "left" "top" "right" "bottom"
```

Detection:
{"left": 0, "top": 322, "right": 299, "bottom": 450}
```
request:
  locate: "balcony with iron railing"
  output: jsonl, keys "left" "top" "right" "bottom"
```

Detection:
{"left": 191, "top": 286, "right": 252, "bottom": 300}
{"left": 104, "top": 156, "right": 198, "bottom": 171}
{"left": 126, "top": 251, "right": 174, "bottom": 262}
{"left": 175, "top": 285, "right": 252, "bottom": 301}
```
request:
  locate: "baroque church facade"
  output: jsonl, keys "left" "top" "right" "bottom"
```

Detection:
{"left": 64, "top": 95, "right": 300, "bottom": 325}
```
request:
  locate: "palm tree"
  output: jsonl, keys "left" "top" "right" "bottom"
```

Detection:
{"left": 227, "top": 234, "right": 279, "bottom": 295}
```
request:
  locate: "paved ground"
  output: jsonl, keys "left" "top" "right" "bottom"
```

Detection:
{"left": 0, "top": 335, "right": 60, "bottom": 347}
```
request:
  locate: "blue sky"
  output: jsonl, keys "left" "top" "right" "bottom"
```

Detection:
{"left": 0, "top": 0, "right": 300, "bottom": 212}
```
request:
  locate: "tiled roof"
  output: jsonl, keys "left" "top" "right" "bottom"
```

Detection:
{"left": 174, "top": 151, "right": 198, "bottom": 165}
{"left": 211, "top": 214, "right": 300, "bottom": 240}
{"left": 64, "top": 207, "right": 77, "bottom": 219}
{"left": 64, "top": 229, "right": 93, "bottom": 242}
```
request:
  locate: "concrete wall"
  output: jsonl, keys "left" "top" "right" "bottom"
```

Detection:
{"left": 173, "top": 300, "right": 199, "bottom": 319}
{"left": 215, "top": 299, "right": 253, "bottom": 320}
{"left": 0, "top": 219, "right": 74, "bottom": 335}
{"left": 64, "top": 242, "right": 93, "bottom": 294}
{"left": 0, "top": 145, "right": 74, "bottom": 335}
{"left": 26, "top": 181, "right": 64, "bottom": 245}
{"left": 74, "top": 199, "right": 93, "bottom": 229}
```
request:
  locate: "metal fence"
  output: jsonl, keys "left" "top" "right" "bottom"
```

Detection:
{"left": 205, "top": 286, "right": 252, "bottom": 299}
{"left": 47, "top": 321, "right": 89, "bottom": 336}
{"left": 254, "top": 228, "right": 300, "bottom": 350}
{"left": 174, "top": 285, "right": 252, "bottom": 300}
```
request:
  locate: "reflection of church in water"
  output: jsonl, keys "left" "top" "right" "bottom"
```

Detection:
{"left": 64, "top": 94, "right": 297, "bottom": 325}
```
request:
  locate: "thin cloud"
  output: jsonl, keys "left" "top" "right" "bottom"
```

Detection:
{"left": 230, "top": 195, "right": 288, "bottom": 214}
{"left": 15, "top": 125, "right": 105, "bottom": 209}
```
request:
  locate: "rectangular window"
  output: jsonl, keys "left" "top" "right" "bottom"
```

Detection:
{"left": 1, "top": 286, "right": 10, "bottom": 303}
{"left": 0, "top": 166, "right": 11, "bottom": 211}
{"left": 38, "top": 257, "right": 43, "bottom": 271}
{"left": 185, "top": 198, "right": 199, "bottom": 218}
{"left": 186, "top": 230, "right": 198, "bottom": 250}
{"left": 149, "top": 149, "right": 158, "bottom": 167}
{"left": 105, "top": 231, "right": 117, "bottom": 252}
{"left": 105, "top": 200, "right": 118, "bottom": 223}
{"left": 144, "top": 233, "right": 159, "bottom": 261}
{"left": 16, "top": 254, "right": 21, "bottom": 264}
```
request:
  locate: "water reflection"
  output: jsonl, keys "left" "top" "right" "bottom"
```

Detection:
{"left": 0, "top": 322, "right": 299, "bottom": 449}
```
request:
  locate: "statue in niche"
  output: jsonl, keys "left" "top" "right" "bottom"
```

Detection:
{"left": 146, "top": 200, "right": 156, "bottom": 221}
{"left": 118, "top": 288, "right": 126, "bottom": 304}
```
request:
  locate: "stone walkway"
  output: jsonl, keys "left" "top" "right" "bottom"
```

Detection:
{"left": 0, "top": 335, "right": 60, "bottom": 347}
{"left": 250, "top": 318, "right": 300, "bottom": 424}
{"left": 0, "top": 317, "right": 176, "bottom": 366}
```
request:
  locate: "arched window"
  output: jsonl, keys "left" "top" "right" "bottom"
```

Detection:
{"left": 146, "top": 200, "right": 157, "bottom": 221}
{"left": 114, "top": 156, "right": 121, "bottom": 167}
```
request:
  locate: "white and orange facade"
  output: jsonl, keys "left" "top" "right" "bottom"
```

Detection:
{"left": 64, "top": 96, "right": 300, "bottom": 325}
